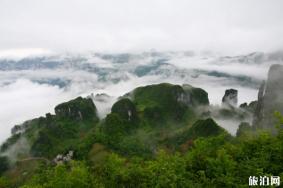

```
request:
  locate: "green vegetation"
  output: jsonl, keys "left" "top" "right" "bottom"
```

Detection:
{"left": 7, "top": 129, "right": 282, "bottom": 188}
{"left": 166, "top": 118, "right": 229, "bottom": 150}
{"left": 132, "top": 83, "right": 188, "bottom": 121}
{"left": 182, "top": 84, "right": 209, "bottom": 106}
{"left": 55, "top": 97, "right": 98, "bottom": 121}
{"left": 129, "top": 83, "right": 208, "bottom": 126}
{"left": 0, "top": 156, "right": 9, "bottom": 176}
{"left": 111, "top": 98, "right": 139, "bottom": 124}
{"left": 0, "top": 134, "right": 21, "bottom": 153}
{"left": 0, "top": 83, "right": 282, "bottom": 187}
{"left": 1, "top": 97, "right": 99, "bottom": 159}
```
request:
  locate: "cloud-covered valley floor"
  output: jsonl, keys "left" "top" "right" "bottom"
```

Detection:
{"left": 0, "top": 50, "right": 282, "bottom": 142}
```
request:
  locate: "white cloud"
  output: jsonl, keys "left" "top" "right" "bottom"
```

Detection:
{"left": 0, "top": 79, "right": 74, "bottom": 143}
{"left": 1, "top": 0, "right": 282, "bottom": 146}
{"left": 0, "top": 0, "right": 283, "bottom": 54}
{"left": 0, "top": 48, "right": 52, "bottom": 60}
{"left": 0, "top": 50, "right": 277, "bottom": 143}
{"left": 0, "top": 74, "right": 259, "bottom": 143}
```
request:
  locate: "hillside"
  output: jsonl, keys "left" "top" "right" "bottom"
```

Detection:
{"left": 0, "top": 65, "right": 282, "bottom": 187}
{"left": 253, "top": 64, "right": 283, "bottom": 131}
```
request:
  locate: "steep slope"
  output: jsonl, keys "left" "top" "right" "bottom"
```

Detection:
{"left": 1, "top": 83, "right": 211, "bottom": 162}
{"left": 85, "top": 83, "right": 211, "bottom": 157}
{"left": 55, "top": 97, "right": 98, "bottom": 121}
{"left": 253, "top": 64, "right": 283, "bottom": 130}
{"left": 1, "top": 97, "right": 99, "bottom": 158}
{"left": 128, "top": 83, "right": 209, "bottom": 124}
{"left": 165, "top": 118, "right": 228, "bottom": 149}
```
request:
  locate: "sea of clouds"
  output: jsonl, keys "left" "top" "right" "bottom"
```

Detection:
{"left": 0, "top": 50, "right": 281, "bottom": 142}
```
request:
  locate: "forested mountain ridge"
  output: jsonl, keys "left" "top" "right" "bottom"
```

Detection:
{"left": 0, "top": 65, "right": 282, "bottom": 187}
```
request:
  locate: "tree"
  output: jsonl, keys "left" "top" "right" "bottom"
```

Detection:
{"left": 0, "top": 156, "right": 9, "bottom": 175}
{"left": 22, "top": 161, "right": 98, "bottom": 188}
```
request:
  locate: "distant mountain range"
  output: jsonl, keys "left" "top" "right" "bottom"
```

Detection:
{"left": 1, "top": 51, "right": 282, "bottom": 89}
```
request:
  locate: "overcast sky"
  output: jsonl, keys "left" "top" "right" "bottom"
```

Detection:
{"left": 0, "top": 0, "right": 283, "bottom": 55}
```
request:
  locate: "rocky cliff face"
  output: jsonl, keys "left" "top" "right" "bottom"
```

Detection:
{"left": 130, "top": 83, "right": 209, "bottom": 122}
{"left": 253, "top": 64, "right": 283, "bottom": 130}
{"left": 182, "top": 84, "right": 209, "bottom": 106}
{"left": 222, "top": 89, "right": 238, "bottom": 108}
{"left": 55, "top": 97, "right": 98, "bottom": 121}
{"left": 239, "top": 101, "right": 257, "bottom": 114}
{"left": 111, "top": 98, "right": 138, "bottom": 123}
{"left": 253, "top": 81, "right": 265, "bottom": 126}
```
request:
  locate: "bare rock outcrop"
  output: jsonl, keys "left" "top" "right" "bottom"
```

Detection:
{"left": 253, "top": 64, "right": 283, "bottom": 130}
{"left": 222, "top": 89, "right": 238, "bottom": 108}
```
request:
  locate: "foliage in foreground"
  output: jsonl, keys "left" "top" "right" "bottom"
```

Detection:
{"left": 14, "top": 128, "right": 283, "bottom": 188}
